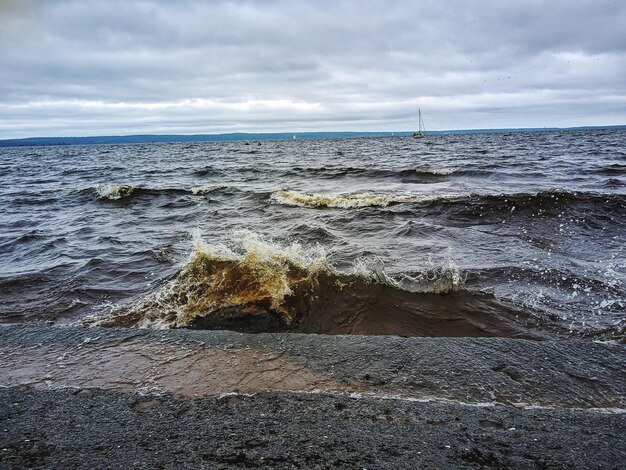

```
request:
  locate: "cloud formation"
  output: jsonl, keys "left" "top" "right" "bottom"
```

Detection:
{"left": 1, "top": 0, "right": 625, "bottom": 137}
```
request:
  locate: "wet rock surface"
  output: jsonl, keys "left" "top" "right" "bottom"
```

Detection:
{"left": 1, "top": 388, "right": 624, "bottom": 469}
{"left": 0, "top": 325, "right": 625, "bottom": 468}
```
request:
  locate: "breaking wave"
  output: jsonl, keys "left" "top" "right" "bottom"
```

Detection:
{"left": 89, "top": 231, "right": 537, "bottom": 338}
{"left": 406, "top": 167, "right": 457, "bottom": 176}
{"left": 270, "top": 189, "right": 626, "bottom": 213}
{"left": 95, "top": 184, "right": 135, "bottom": 200}
{"left": 270, "top": 190, "right": 421, "bottom": 208}
{"left": 95, "top": 230, "right": 331, "bottom": 329}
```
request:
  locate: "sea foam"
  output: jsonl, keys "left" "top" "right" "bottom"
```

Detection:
{"left": 270, "top": 190, "right": 419, "bottom": 208}
{"left": 95, "top": 184, "right": 135, "bottom": 200}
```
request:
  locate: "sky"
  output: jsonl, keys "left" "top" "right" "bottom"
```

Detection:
{"left": 0, "top": 0, "right": 625, "bottom": 138}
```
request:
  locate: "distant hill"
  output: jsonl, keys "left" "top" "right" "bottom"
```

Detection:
{"left": 0, "top": 126, "right": 624, "bottom": 147}
{"left": 0, "top": 132, "right": 403, "bottom": 147}
{"left": 427, "top": 125, "right": 626, "bottom": 135}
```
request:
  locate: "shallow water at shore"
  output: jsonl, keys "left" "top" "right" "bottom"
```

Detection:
{"left": 1, "top": 130, "right": 624, "bottom": 339}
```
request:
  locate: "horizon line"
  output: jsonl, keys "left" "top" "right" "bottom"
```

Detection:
{"left": 1, "top": 124, "right": 624, "bottom": 147}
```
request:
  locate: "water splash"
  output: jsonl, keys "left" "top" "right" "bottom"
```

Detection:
{"left": 93, "top": 231, "right": 469, "bottom": 332}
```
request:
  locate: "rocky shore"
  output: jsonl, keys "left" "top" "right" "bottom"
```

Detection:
{"left": 1, "top": 324, "right": 624, "bottom": 468}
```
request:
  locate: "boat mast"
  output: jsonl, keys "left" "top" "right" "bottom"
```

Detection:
{"left": 412, "top": 109, "right": 425, "bottom": 137}
{"left": 418, "top": 109, "right": 425, "bottom": 134}
{"left": 417, "top": 109, "right": 421, "bottom": 134}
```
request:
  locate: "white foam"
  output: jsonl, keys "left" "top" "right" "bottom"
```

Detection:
{"left": 95, "top": 184, "right": 134, "bottom": 200}
{"left": 416, "top": 167, "right": 456, "bottom": 175}
{"left": 271, "top": 190, "right": 419, "bottom": 208}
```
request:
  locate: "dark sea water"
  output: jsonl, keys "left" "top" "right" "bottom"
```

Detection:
{"left": 1, "top": 130, "right": 624, "bottom": 340}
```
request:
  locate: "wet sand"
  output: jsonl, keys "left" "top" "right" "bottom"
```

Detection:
{"left": 0, "top": 324, "right": 624, "bottom": 467}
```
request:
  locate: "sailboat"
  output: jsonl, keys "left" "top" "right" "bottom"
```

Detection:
{"left": 412, "top": 109, "right": 425, "bottom": 138}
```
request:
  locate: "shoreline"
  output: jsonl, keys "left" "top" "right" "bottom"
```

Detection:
{"left": 1, "top": 324, "right": 624, "bottom": 467}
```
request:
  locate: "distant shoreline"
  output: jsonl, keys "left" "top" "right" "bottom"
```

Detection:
{"left": 1, "top": 125, "right": 624, "bottom": 147}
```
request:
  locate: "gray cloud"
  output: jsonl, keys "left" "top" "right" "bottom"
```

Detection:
{"left": 0, "top": 0, "right": 625, "bottom": 138}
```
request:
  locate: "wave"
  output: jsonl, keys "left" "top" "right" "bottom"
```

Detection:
{"left": 593, "top": 164, "right": 626, "bottom": 176}
{"left": 95, "top": 230, "right": 331, "bottom": 329}
{"left": 94, "top": 184, "right": 135, "bottom": 200}
{"left": 90, "top": 231, "right": 531, "bottom": 338}
{"left": 452, "top": 189, "right": 626, "bottom": 214}
{"left": 189, "top": 187, "right": 220, "bottom": 195}
{"left": 282, "top": 166, "right": 372, "bottom": 179}
{"left": 270, "top": 190, "right": 422, "bottom": 208}
{"left": 191, "top": 164, "right": 468, "bottom": 183}
{"left": 271, "top": 188, "right": 626, "bottom": 213}
{"left": 91, "top": 184, "right": 228, "bottom": 200}
{"left": 282, "top": 166, "right": 462, "bottom": 180}
{"left": 62, "top": 166, "right": 125, "bottom": 176}
{"left": 404, "top": 167, "right": 457, "bottom": 176}
{"left": 192, "top": 166, "right": 225, "bottom": 177}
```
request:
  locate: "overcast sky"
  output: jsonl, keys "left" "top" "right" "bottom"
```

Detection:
{"left": 0, "top": 0, "right": 625, "bottom": 138}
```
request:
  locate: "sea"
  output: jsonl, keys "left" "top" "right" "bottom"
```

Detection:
{"left": 0, "top": 129, "right": 624, "bottom": 341}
